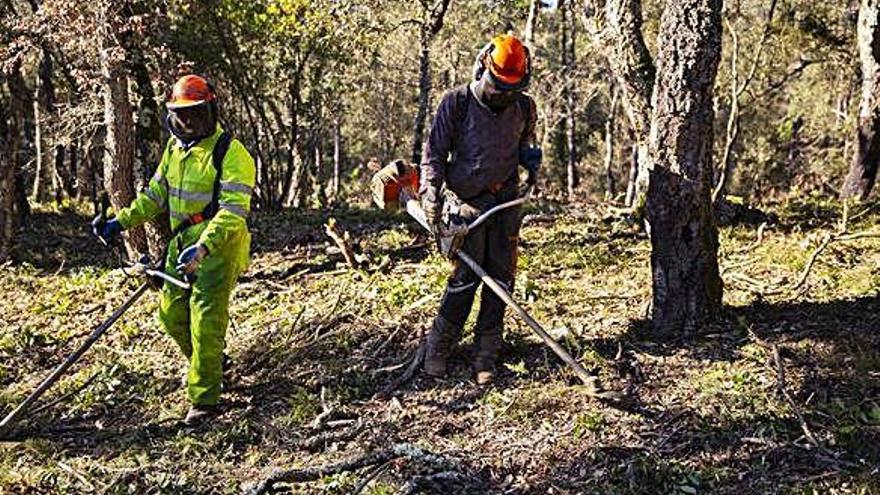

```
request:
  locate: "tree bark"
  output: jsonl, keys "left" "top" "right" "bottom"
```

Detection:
{"left": 31, "top": 49, "right": 56, "bottom": 203}
{"left": 841, "top": 0, "right": 880, "bottom": 200}
{"left": 598, "top": 0, "right": 656, "bottom": 206}
{"left": 7, "top": 65, "right": 31, "bottom": 226}
{"left": 67, "top": 141, "right": 79, "bottom": 198}
{"left": 565, "top": 1, "right": 579, "bottom": 199}
{"left": 410, "top": 0, "right": 451, "bottom": 164}
{"left": 332, "top": 115, "right": 341, "bottom": 201}
{"left": 99, "top": 8, "right": 146, "bottom": 258}
{"left": 0, "top": 84, "right": 21, "bottom": 262}
{"left": 523, "top": 0, "right": 540, "bottom": 48}
{"left": 130, "top": 51, "right": 170, "bottom": 259}
{"left": 604, "top": 87, "right": 619, "bottom": 201}
{"left": 412, "top": 34, "right": 432, "bottom": 165}
{"left": 625, "top": 127, "right": 639, "bottom": 205}
{"left": 646, "top": 0, "right": 724, "bottom": 335}
{"left": 281, "top": 75, "right": 302, "bottom": 208}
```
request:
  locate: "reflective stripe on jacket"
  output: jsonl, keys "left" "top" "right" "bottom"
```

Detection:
{"left": 115, "top": 125, "right": 256, "bottom": 256}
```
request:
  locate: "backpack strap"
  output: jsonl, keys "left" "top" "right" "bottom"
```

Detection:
{"left": 169, "top": 131, "right": 232, "bottom": 237}
{"left": 518, "top": 94, "right": 533, "bottom": 143}
{"left": 205, "top": 131, "right": 232, "bottom": 219}
{"left": 455, "top": 84, "right": 471, "bottom": 128}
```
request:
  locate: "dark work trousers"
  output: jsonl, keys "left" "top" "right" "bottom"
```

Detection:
{"left": 438, "top": 199, "right": 522, "bottom": 338}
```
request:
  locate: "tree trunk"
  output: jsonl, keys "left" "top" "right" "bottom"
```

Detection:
{"left": 281, "top": 76, "right": 301, "bottom": 208}
{"left": 625, "top": 128, "right": 639, "bottom": 205}
{"left": 8, "top": 65, "right": 31, "bottom": 226}
{"left": 31, "top": 96, "right": 44, "bottom": 201}
{"left": 646, "top": 0, "right": 724, "bottom": 335}
{"left": 100, "top": 23, "right": 147, "bottom": 258}
{"left": 411, "top": 33, "right": 431, "bottom": 164}
{"left": 67, "top": 141, "right": 79, "bottom": 198}
{"left": 565, "top": 1, "right": 579, "bottom": 199}
{"left": 52, "top": 144, "right": 65, "bottom": 204}
{"left": 332, "top": 115, "right": 341, "bottom": 201}
{"left": 410, "top": 0, "right": 451, "bottom": 164}
{"left": 32, "top": 49, "right": 57, "bottom": 202}
{"left": 592, "top": 0, "right": 656, "bottom": 206}
{"left": 713, "top": 0, "right": 777, "bottom": 202}
{"left": 130, "top": 52, "right": 170, "bottom": 259}
{"left": 842, "top": 0, "right": 880, "bottom": 200}
{"left": 604, "top": 87, "right": 619, "bottom": 201}
{"left": 523, "top": 0, "right": 540, "bottom": 47}
{"left": 0, "top": 89, "right": 20, "bottom": 262}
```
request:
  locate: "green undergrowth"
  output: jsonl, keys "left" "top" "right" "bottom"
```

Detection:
{"left": 1, "top": 196, "right": 879, "bottom": 494}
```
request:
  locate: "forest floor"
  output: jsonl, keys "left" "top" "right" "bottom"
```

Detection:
{"left": 1, "top": 194, "right": 879, "bottom": 495}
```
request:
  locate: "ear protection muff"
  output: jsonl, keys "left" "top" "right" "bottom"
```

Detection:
{"left": 472, "top": 43, "right": 492, "bottom": 82}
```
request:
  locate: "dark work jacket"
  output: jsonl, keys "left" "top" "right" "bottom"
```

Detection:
{"left": 420, "top": 83, "right": 537, "bottom": 203}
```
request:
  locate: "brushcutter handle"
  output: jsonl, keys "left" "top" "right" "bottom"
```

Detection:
{"left": 466, "top": 185, "right": 533, "bottom": 232}
{"left": 125, "top": 256, "right": 192, "bottom": 290}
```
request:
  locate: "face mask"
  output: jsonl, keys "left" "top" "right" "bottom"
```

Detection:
{"left": 475, "top": 70, "right": 522, "bottom": 111}
{"left": 168, "top": 104, "right": 215, "bottom": 143}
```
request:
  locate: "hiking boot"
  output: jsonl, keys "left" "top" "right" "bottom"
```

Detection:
{"left": 473, "top": 331, "right": 503, "bottom": 385}
{"left": 423, "top": 316, "right": 462, "bottom": 378}
{"left": 184, "top": 404, "right": 220, "bottom": 426}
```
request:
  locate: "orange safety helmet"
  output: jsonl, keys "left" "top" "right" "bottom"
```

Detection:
{"left": 166, "top": 75, "right": 216, "bottom": 109}
{"left": 482, "top": 34, "right": 531, "bottom": 90}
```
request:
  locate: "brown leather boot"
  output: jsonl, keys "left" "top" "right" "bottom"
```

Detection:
{"left": 473, "top": 332, "right": 503, "bottom": 385}
{"left": 423, "top": 316, "right": 462, "bottom": 378}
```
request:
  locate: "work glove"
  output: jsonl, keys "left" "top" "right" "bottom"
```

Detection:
{"left": 519, "top": 146, "right": 542, "bottom": 186}
{"left": 176, "top": 243, "right": 209, "bottom": 276}
{"left": 91, "top": 215, "right": 124, "bottom": 245}
{"left": 420, "top": 186, "right": 443, "bottom": 236}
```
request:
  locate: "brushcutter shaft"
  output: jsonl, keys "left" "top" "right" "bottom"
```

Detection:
{"left": 455, "top": 251, "right": 598, "bottom": 387}
{"left": 0, "top": 282, "right": 151, "bottom": 437}
{"left": 400, "top": 189, "right": 598, "bottom": 388}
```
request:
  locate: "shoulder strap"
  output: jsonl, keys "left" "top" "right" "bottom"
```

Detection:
{"left": 207, "top": 132, "right": 232, "bottom": 218}
{"left": 518, "top": 94, "right": 533, "bottom": 141}
{"left": 455, "top": 84, "right": 470, "bottom": 130}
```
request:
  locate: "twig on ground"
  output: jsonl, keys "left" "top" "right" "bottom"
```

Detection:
{"left": 244, "top": 443, "right": 460, "bottom": 495}
{"left": 728, "top": 225, "right": 880, "bottom": 298}
{"left": 310, "top": 386, "right": 335, "bottom": 430}
{"left": 325, "top": 218, "right": 363, "bottom": 269}
{"left": 791, "top": 233, "right": 832, "bottom": 293}
{"left": 351, "top": 461, "right": 392, "bottom": 495}
{"left": 57, "top": 461, "right": 96, "bottom": 491}
{"left": 375, "top": 327, "right": 427, "bottom": 399}
{"left": 292, "top": 421, "right": 365, "bottom": 452}
{"left": 734, "top": 221, "right": 768, "bottom": 255}
{"left": 397, "top": 471, "right": 480, "bottom": 495}
{"left": 745, "top": 327, "right": 839, "bottom": 460}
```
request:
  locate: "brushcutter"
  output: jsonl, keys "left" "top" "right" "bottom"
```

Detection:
{"left": 372, "top": 162, "right": 610, "bottom": 395}
{"left": 0, "top": 248, "right": 190, "bottom": 438}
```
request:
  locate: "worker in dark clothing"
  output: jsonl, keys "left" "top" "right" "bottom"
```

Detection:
{"left": 420, "top": 33, "right": 542, "bottom": 385}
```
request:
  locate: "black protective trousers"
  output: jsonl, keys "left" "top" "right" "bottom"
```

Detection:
{"left": 438, "top": 199, "right": 522, "bottom": 336}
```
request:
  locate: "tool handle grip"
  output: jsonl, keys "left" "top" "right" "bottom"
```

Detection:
{"left": 467, "top": 186, "right": 533, "bottom": 232}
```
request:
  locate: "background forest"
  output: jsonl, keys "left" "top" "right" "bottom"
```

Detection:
{"left": 2, "top": 0, "right": 880, "bottom": 494}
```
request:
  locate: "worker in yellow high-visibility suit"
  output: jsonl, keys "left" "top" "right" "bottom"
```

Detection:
{"left": 92, "top": 75, "right": 254, "bottom": 426}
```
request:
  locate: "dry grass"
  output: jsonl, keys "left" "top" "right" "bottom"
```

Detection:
{"left": 1, "top": 196, "right": 879, "bottom": 494}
